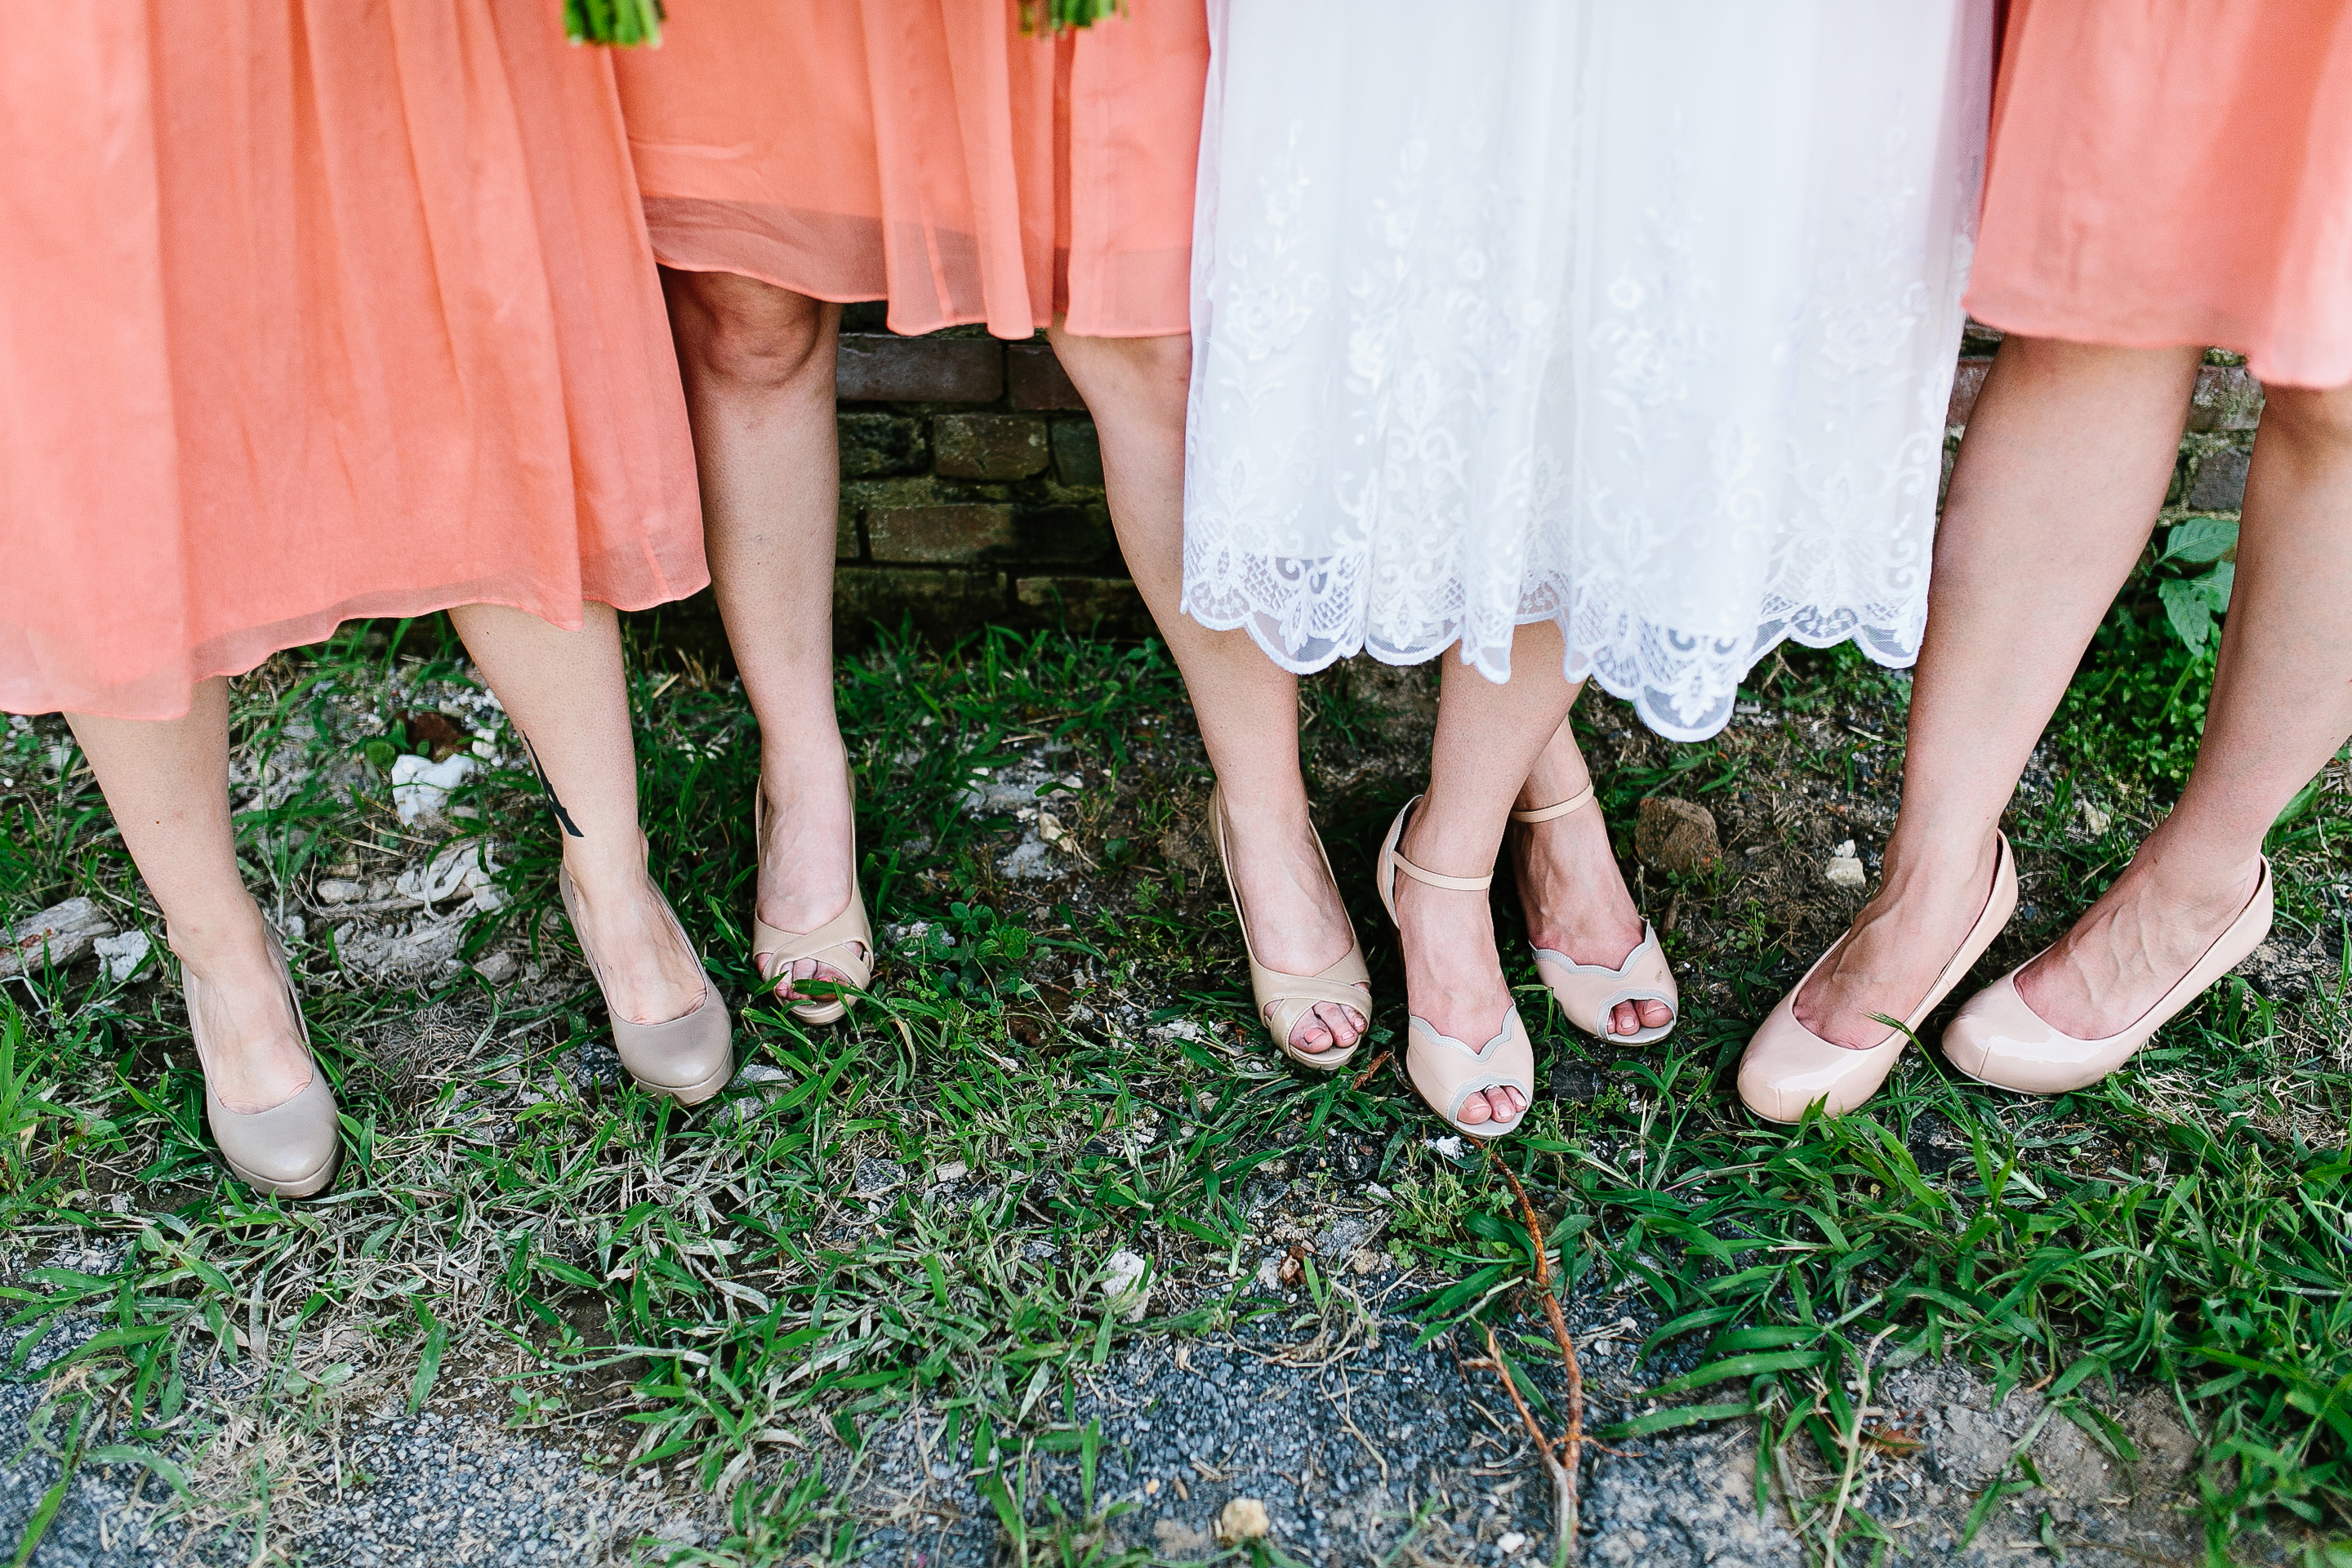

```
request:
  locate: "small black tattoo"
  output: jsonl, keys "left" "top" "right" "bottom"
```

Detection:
{"left": 520, "top": 733, "right": 585, "bottom": 838}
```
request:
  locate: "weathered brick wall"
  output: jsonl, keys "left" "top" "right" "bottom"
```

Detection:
{"left": 630, "top": 318, "right": 2262, "bottom": 666}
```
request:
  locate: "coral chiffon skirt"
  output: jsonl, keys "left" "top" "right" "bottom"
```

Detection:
{"left": 612, "top": 0, "right": 1208, "bottom": 339}
{"left": 0, "top": 1, "right": 705, "bottom": 720}
{"left": 1968, "top": 0, "right": 2352, "bottom": 388}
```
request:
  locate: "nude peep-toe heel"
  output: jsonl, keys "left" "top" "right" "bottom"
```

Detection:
{"left": 1376, "top": 796, "right": 1536, "bottom": 1143}
{"left": 1944, "top": 857, "right": 2271, "bottom": 1096}
{"left": 1509, "top": 786, "right": 1678, "bottom": 1045}
{"left": 559, "top": 852, "right": 734, "bottom": 1104}
{"left": 1736, "top": 833, "right": 2017, "bottom": 1124}
{"left": 751, "top": 791, "right": 873, "bottom": 1027}
{"left": 176, "top": 932, "right": 341, "bottom": 1199}
{"left": 1206, "top": 782, "right": 1371, "bottom": 1071}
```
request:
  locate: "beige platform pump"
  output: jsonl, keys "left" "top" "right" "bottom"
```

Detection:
{"left": 1206, "top": 782, "right": 1372, "bottom": 1071}
{"left": 176, "top": 932, "right": 341, "bottom": 1199}
{"left": 750, "top": 791, "right": 873, "bottom": 1027}
{"left": 559, "top": 844, "right": 734, "bottom": 1104}
{"left": 1376, "top": 796, "right": 1535, "bottom": 1143}
{"left": 1737, "top": 833, "right": 2017, "bottom": 1124}
{"left": 1945, "top": 857, "right": 2271, "bottom": 1096}
{"left": 1509, "top": 786, "right": 1678, "bottom": 1044}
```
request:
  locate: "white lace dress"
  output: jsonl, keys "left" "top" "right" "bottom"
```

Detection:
{"left": 1181, "top": 1, "right": 1993, "bottom": 741}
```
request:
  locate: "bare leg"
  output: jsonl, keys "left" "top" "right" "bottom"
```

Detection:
{"left": 1047, "top": 326, "right": 1364, "bottom": 1055}
{"left": 446, "top": 602, "right": 706, "bottom": 1026}
{"left": 661, "top": 270, "right": 858, "bottom": 1004}
{"left": 68, "top": 679, "right": 311, "bottom": 1113}
{"left": 1510, "top": 715, "right": 1673, "bottom": 1037}
{"left": 1396, "top": 622, "right": 1583, "bottom": 1125}
{"left": 1794, "top": 338, "right": 2203, "bottom": 1047}
{"left": 2016, "top": 380, "right": 2352, "bottom": 1032}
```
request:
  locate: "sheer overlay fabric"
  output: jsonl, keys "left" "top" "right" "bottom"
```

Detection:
{"left": 1183, "top": 1, "right": 1993, "bottom": 740}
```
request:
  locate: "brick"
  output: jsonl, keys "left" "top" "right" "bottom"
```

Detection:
{"left": 2186, "top": 365, "right": 2264, "bottom": 432}
{"left": 1635, "top": 797, "right": 1720, "bottom": 873}
{"left": 1010, "top": 502, "right": 1116, "bottom": 564}
{"left": 933, "top": 414, "right": 1051, "bottom": 480}
{"left": 838, "top": 412, "right": 928, "bottom": 478}
{"left": 1008, "top": 341, "right": 1089, "bottom": 410}
{"left": 835, "top": 566, "right": 1009, "bottom": 642}
{"left": 1014, "top": 575, "right": 1152, "bottom": 635}
{"left": 2187, "top": 446, "right": 2252, "bottom": 510}
{"left": 1946, "top": 358, "right": 1992, "bottom": 426}
{"left": 868, "top": 504, "right": 1018, "bottom": 564}
{"left": 1051, "top": 419, "right": 1104, "bottom": 487}
{"left": 836, "top": 333, "right": 1003, "bottom": 403}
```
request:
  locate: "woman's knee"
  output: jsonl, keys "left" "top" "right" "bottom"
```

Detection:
{"left": 2258, "top": 381, "right": 2352, "bottom": 454}
{"left": 666, "top": 270, "right": 836, "bottom": 393}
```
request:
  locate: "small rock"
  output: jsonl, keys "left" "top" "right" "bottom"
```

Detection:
{"left": 0, "top": 896, "right": 116, "bottom": 978}
{"left": 1152, "top": 1519, "right": 1211, "bottom": 1554}
{"left": 1217, "top": 1499, "right": 1271, "bottom": 1545}
{"left": 1348, "top": 1247, "right": 1384, "bottom": 1276}
{"left": 1824, "top": 840, "right": 1867, "bottom": 889}
{"left": 317, "top": 878, "right": 365, "bottom": 905}
{"left": 1254, "top": 1254, "right": 1285, "bottom": 1293}
{"left": 852, "top": 1158, "right": 904, "bottom": 1197}
{"left": 1314, "top": 1215, "right": 1379, "bottom": 1262}
{"left": 1635, "top": 797, "right": 1720, "bottom": 873}
{"left": 731, "top": 1062, "right": 787, "bottom": 1088}
{"left": 474, "top": 951, "right": 519, "bottom": 985}
{"left": 933, "top": 1160, "right": 969, "bottom": 1183}
{"left": 390, "top": 752, "right": 477, "bottom": 824}
{"left": 997, "top": 836, "right": 1058, "bottom": 880}
{"left": 93, "top": 928, "right": 152, "bottom": 984}
{"left": 1035, "top": 810, "right": 1067, "bottom": 845}
{"left": 1098, "top": 1249, "right": 1151, "bottom": 1322}
{"left": 1498, "top": 1530, "right": 1530, "bottom": 1556}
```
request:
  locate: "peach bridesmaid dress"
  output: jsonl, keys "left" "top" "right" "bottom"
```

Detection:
{"left": 1968, "top": 0, "right": 2352, "bottom": 388}
{"left": 0, "top": 2, "right": 705, "bottom": 721}
{"left": 612, "top": 0, "right": 1208, "bottom": 338}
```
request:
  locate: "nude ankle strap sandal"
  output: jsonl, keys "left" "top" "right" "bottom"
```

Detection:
{"left": 1509, "top": 786, "right": 1678, "bottom": 1045}
{"left": 1945, "top": 857, "right": 2272, "bottom": 1097}
{"left": 559, "top": 856, "right": 734, "bottom": 1104}
{"left": 176, "top": 932, "right": 340, "bottom": 1199}
{"left": 751, "top": 790, "right": 873, "bottom": 1027}
{"left": 1206, "top": 783, "right": 1370, "bottom": 1071}
{"left": 1736, "top": 833, "right": 2017, "bottom": 1124}
{"left": 1377, "top": 796, "right": 1535, "bottom": 1142}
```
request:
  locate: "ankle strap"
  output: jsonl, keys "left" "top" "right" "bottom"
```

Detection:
{"left": 1509, "top": 784, "right": 1596, "bottom": 825}
{"left": 1390, "top": 849, "right": 1492, "bottom": 893}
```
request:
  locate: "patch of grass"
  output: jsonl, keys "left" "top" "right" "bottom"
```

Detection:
{"left": 2, "top": 577, "right": 2347, "bottom": 1566}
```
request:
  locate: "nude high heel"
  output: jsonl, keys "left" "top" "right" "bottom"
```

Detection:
{"left": 1944, "top": 857, "right": 2271, "bottom": 1096}
{"left": 176, "top": 932, "right": 341, "bottom": 1199}
{"left": 751, "top": 790, "right": 872, "bottom": 1027}
{"left": 1206, "top": 782, "right": 1371, "bottom": 1071}
{"left": 559, "top": 847, "right": 733, "bottom": 1104}
{"left": 1737, "top": 833, "right": 2017, "bottom": 1124}
{"left": 1377, "top": 796, "right": 1535, "bottom": 1142}
{"left": 1509, "top": 786, "right": 1678, "bottom": 1044}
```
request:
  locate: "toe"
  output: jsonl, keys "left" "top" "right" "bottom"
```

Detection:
{"left": 1328, "top": 1004, "right": 1366, "bottom": 1049}
{"left": 1610, "top": 1000, "right": 1640, "bottom": 1036}
{"left": 1640, "top": 1000, "right": 1674, "bottom": 1029}
{"left": 1290, "top": 1018, "right": 1332, "bottom": 1054}
{"left": 1457, "top": 1094, "right": 1492, "bottom": 1125}
{"left": 1492, "top": 1087, "right": 1526, "bottom": 1122}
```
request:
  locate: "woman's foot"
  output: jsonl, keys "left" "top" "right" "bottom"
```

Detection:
{"left": 755, "top": 746, "right": 864, "bottom": 1004}
{"left": 562, "top": 843, "right": 710, "bottom": 1026}
{"left": 1218, "top": 797, "right": 1367, "bottom": 1056}
{"left": 1394, "top": 811, "right": 1524, "bottom": 1129}
{"left": 172, "top": 902, "right": 314, "bottom": 1114}
{"left": 2012, "top": 850, "right": 2266, "bottom": 1038}
{"left": 1794, "top": 832, "right": 2003, "bottom": 1049}
{"left": 1509, "top": 791, "right": 1669, "bottom": 1038}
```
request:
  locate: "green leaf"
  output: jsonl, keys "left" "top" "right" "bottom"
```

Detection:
{"left": 2162, "top": 516, "right": 2239, "bottom": 564}
{"left": 1598, "top": 1400, "right": 1754, "bottom": 1440}
{"left": 2158, "top": 575, "right": 2214, "bottom": 652}
{"left": 408, "top": 1307, "right": 448, "bottom": 1414}
{"left": 1645, "top": 1348, "right": 1828, "bottom": 1396}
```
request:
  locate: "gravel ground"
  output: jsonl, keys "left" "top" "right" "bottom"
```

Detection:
{"left": 1, "top": 1286, "right": 2228, "bottom": 1568}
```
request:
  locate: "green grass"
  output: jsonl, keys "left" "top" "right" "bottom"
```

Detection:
{"left": 1, "top": 568, "right": 2348, "bottom": 1566}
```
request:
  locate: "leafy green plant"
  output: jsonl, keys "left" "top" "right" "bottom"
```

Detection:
{"left": 2154, "top": 515, "right": 2239, "bottom": 653}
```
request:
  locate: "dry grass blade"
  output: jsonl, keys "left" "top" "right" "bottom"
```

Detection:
{"left": 1472, "top": 1325, "right": 1575, "bottom": 1565}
